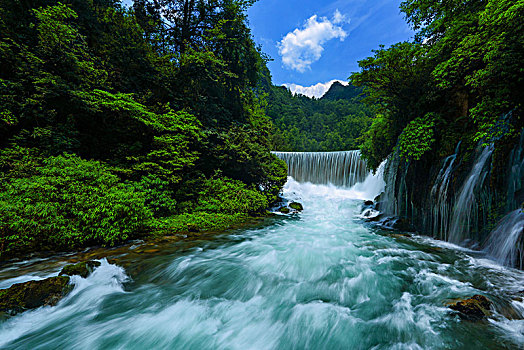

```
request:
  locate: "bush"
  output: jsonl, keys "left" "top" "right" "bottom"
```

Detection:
{"left": 397, "top": 113, "right": 436, "bottom": 161}
{"left": 359, "top": 114, "right": 398, "bottom": 170}
{"left": 0, "top": 153, "right": 153, "bottom": 258}
{"left": 131, "top": 175, "right": 178, "bottom": 217}
{"left": 196, "top": 175, "right": 268, "bottom": 215}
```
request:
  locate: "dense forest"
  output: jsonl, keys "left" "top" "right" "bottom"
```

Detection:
{"left": 266, "top": 82, "right": 373, "bottom": 152}
{"left": 351, "top": 0, "right": 523, "bottom": 250}
{"left": 351, "top": 0, "right": 523, "bottom": 171}
{"left": 0, "top": 0, "right": 287, "bottom": 259}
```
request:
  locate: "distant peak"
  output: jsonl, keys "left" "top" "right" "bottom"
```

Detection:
{"left": 282, "top": 80, "right": 348, "bottom": 99}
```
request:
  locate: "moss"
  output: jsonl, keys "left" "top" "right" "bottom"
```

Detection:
{"left": 289, "top": 202, "right": 304, "bottom": 211}
{"left": 59, "top": 260, "right": 101, "bottom": 278}
{"left": 279, "top": 207, "right": 290, "bottom": 214}
{"left": 0, "top": 276, "right": 72, "bottom": 316}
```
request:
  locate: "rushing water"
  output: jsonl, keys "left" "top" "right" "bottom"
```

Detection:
{"left": 484, "top": 210, "right": 524, "bottom": 269}
{"left": 1, "top": 177, "right": 524, "bottom": 349}
{"left": 448, "top": 146, "right": 494, "bottom": 244}
{"left": 272, "top": 151, "right": 368, "bottom": 187}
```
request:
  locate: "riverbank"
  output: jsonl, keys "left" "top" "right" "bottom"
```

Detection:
{"left": 1, "top": 179, "right": 523, "bottom": 349}
{"left": 0, "top": 211, "right": 278, "bottom": 268}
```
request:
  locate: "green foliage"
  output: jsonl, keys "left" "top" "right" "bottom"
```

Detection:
{"left": 0, "top": 0, "right": 286, "bottom": 258}
{"left": 398, "top": 114, "right": 436, "bottom": 160}
{"left": 266, "top": 84, "right": 373, "bottom": 152}
{"left": 0, "top": 153, "right": 153, "bottom": 257}
{"left": 196, "top": 175, "right": 268, "bottom": 215}
{"left": 132, "top": 175, "right": 178, "bottom": 217}
{"left": 353, "top": 0, "right": 523, "bottom": 170}
{"left": 156, "top": 212, "right": 248, "bottom": 234}
{"left": 359, "top": 115, "right": 397, "bottom": 170}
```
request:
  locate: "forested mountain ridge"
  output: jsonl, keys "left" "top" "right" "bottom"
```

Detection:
{"left": 0, "top": 0, "right": 287, "bottom": 259}
{"left": 267, "top": 82, "right": 372, "bottom": 152}
{"left": 321, "top": 81, "right": 361, "bottom": 102}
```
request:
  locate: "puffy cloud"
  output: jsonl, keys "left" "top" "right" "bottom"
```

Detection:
{"left": 283, "top": 80, "right": 349, "bottom": 99}
{"left": 278, "top": 11, "right": 349, "bottom": 72}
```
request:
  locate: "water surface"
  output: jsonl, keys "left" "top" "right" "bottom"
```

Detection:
{"left": 1, "top": 179, "right": 523, "bottom": 349}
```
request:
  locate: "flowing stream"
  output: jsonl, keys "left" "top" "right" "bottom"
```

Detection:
{"left": 1, "top": 154, "right": 524, "bottom": 349}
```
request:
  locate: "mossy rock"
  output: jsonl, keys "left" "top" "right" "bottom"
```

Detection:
{"left": 59, "top": 260, "right": 101, "bottom": 278}
{"left": 0, "top": 276, "right": 72, "bottom": 316}
{"left": 289, "top": 202, "right": 304, "bottom": 211}
{"left": 448, "top": 294, "right": 492, "bottom": 320}
{"left": 279, "top": 206, "right": 291, "bottom": 214}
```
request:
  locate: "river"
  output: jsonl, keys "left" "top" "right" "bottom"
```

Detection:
{"left": 1, "top": 178, "right": 523, "bottom": 349}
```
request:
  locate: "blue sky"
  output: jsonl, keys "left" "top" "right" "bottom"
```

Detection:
{"left": 248, "top": 0, "right": 414, "bottom": 96}
{"left": 122, "top": 0, "right": 413, "bottom": 97}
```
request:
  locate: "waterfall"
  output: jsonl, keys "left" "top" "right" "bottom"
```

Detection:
{"left": 484, "top": 210, "right": 524, "bottom": 269}
{"left": 273, "top": 151, "right": 368, "bottom": 187}
{"left": 448, "top": 145, "right": 493, "bottom": 243}
{"left": 428, "top": 142, "right": 461, "bottom": 241}
{"left": 507, "top": 131, "right": 524, "bottom": 211}
{"left": 382, "top": 153, "right": 400, "bottom": 216}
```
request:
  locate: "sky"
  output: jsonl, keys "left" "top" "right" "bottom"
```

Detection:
{"left": 122, "top": 0, "right": 414, "bottom": 98}
{"left": 247, "top": 0, "right": 414, "bottom": 97}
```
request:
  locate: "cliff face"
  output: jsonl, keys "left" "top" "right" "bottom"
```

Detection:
{"left": 376, "top": 131, "right": 524, "bottom": 267}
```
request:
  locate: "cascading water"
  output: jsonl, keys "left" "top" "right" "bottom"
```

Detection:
{"left": 427, "top": 142, "right": 460, "bottom": 241}
{"left": 448, "top": 145, "right": 494, "bottom": 244}
{"left": 272, "top": 151, "right": 368, "bottom": 187}
{"left": 507, "top": 131, "right": 524, "bottom": 211}
{"left": 1, "top": 152, "right": 524, "bottom": 349}
{"left": 484, "top": 210, "right": 524, "bottom": 269}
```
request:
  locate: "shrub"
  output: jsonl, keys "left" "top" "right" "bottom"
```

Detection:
{"left": 196, "top": 175, "right": 268, "bottom": 215}
{"left": 397, "top": 113, "right": 436, "bottom": 161}
{"left": 0, "top": 153, "right": 153, "bottom": 258}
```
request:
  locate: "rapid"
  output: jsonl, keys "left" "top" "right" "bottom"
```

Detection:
{"left": 1, "top": 155, "right": 524, "bottom": 349}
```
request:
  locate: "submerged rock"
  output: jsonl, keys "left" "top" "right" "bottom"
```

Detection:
{"left": 59, "top": 260, "right": 101, "bottom": 278}
{"left": 448, "top": 295, "right": 492, "bottom": 320}
{"left": 289, "top": 202, "right": 304, "bottom": 211}
{"left": 0, "top": 276, "right": 72, "bottom": 316}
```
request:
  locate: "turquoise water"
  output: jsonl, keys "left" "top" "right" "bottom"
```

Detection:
{"left": 1, "top": 179, "right": 523, "bottom": 349}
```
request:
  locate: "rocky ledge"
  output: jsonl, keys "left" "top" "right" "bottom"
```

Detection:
{"left": 0, "top": 260, "right": 101, "bottom": 317}
{"left": 448, "top": 295, "right": 492, "bottom": 320}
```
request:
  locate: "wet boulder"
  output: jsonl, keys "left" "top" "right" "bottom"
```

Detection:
{"left": 379, "top": 216, "right": 416, "bottom": 232}
{"left": 289, "top": 202, "right": 304, "bottom": 211}
{"left": 278, "top": 206, "right": 291, "bottom": 214}
{"left": 0, "top": 276, "right": 72, "bottom": 316}
{"left": 59, "top": 260, "right": 101, "bottom": 278}
{"left": 449, "top": 295, "right": 492, "bottom": 320}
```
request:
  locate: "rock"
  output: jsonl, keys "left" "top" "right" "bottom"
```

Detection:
{"left": 289, "top": 202, "right": 303, "bottom": 211}
{"left": 367, "top": 213, "right": 385, "bottom": 222}
{"left": 379, "top": 216, "right": 416, "bottom": 232}
{"left": 448, "top": 295, "right": 492, "bottom": 320}
{"left": 59, "top": 260, "right": 101, "bottom": 278}
{"left": 279, "top": 206, "right": 291, "bottom": 214}
{"left": 0, "top": 276, "right": 72, "bottom": 316}
{"left": 364, "top": 200, "right": 374, "bottom": 206}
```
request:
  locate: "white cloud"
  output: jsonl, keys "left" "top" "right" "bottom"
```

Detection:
{"left": 278, "top": 11, "right": 349, "bottom": 72}
{"left": 333, "top": 9, "right": 349, "bottom": 24}
{"left": 283, "top": 80, "right": 349, "bottom": 99}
